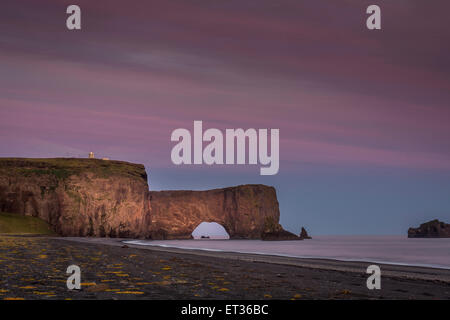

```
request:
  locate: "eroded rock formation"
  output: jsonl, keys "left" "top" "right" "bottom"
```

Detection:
{"left": 149, "top": 185, "right": 286, "bottom": 239}
{"left": 0, "top": 158, "right": 152, "bottom": 237}
{"left": 299, "top": 227, "right": 312, "bottom": 239}
{"left": 408, "top": 219, "right": 450, "bottom": 238}
{"left": 0, "top": 158, "right": 291, "bottom": 239}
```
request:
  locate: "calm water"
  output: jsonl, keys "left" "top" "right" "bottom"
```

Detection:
{"left": 125, "top": 236, "right": 450, "bottom": 270}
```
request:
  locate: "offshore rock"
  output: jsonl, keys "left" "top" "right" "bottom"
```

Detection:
{"left": 299, "top": 227, "right": 312, "bottom": 239}
{"left": 408, "top": 219, "right": 450, "bottom": 238}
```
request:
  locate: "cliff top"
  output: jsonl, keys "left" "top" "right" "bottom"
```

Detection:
{"left": 150, "top": 184, "right": 275, "bottom": 193}
{"left": 0, "top": 158, "right": 147, "bottom": 181}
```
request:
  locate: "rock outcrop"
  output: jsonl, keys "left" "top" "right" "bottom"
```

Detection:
{"left": 0, "top": 158, "right": 291, "bottom": 239}
{"left": 149, "top": 185, "right": 287, "bottom": 239}
{"left": 408, "top": 219, "right": 450, "bottom": 238}
{"left": 259, "top": 215, "right": 300, "bottom": 240}
{"left": 0, "top": 158, "right": 152, "bottom": 237}
{"left": 299, "top": 227, "right": 312, "bottom": 239}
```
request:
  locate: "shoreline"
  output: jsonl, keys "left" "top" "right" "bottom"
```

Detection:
{"left": 2, "top": 235, "right": 449, "bottom": 300}
{"left": 59, "top": 237, "right": 450, "bottom": 284}
{"left": 124, "top": 239, "right": 450, "bottom": 271}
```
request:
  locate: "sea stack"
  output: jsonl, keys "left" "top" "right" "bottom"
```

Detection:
{"left": 299, "top": 227, "right": 312, "bottom": 239}
{"left": 408, "top": 219, "right": 450, "bottom": 238}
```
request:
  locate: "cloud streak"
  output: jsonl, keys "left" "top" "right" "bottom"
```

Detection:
{"left": 0, "top": 0, "right": 449, "bottom": 172}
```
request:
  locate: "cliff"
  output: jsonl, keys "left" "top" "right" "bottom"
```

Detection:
{"left": 149, "top": 185, "right": 288, "bottom": 239}
{"left": 408, "top": 219, "right": 450, "bottom": 238}
{"left": 0, "top": 158, "right": 151, "bottom": 237}
{"left": 0, "top": 158, "right": 290, "bottom": 239}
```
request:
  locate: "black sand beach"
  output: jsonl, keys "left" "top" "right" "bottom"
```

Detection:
{"left": 1, "top": 235, "right": 449, "bottom": 300}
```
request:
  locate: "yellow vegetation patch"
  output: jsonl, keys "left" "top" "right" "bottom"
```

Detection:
{"left": 175, "top": 280, "right": 188, "bottom": 284}
{"left": 33, "top": 291, "right": 55, "bottom": 295}
{"left": 86, "top": 284, "right": 109, "bottom": 293}
{"left": 19, "top": 286, "right": 36, "bottom": 289}
{"left": 80, "top": 282, "right": 96, "bottom": 286}
{"left": 4, "top": 297, "right": 25, "bottom": 300}
{"left": 154, "top": 281, "right": 171, "bottom": 286}
{"left": 114, "top": 291, "right": 144, "bottom": 295}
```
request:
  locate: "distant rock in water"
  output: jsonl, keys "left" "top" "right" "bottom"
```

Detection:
{"left": 408, "top": 219, "right": 450, "bottom": 238}
{"left": 299, "top": 227, "right": 312, "bottom": 239}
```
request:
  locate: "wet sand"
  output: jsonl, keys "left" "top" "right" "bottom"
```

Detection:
{"left": 1, "top": 235, "right": 449, "bottom": 300}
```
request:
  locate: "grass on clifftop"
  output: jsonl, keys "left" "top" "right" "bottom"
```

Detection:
{"left": 0, "top": 212, "right": 55, "bottom": 235}
{"left": 0, "top": 158, "right": 147, "bottom": 181}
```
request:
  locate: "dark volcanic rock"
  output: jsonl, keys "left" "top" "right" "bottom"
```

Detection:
{"left": 299, "top": 227, "right": 312, "bottom": 239}
{"left": 408, "top": 219, "right": 450, "bottom": 238}
{"left": 261, "top": 229, "right": 300, "bottom": 241}
{"left": 261, "top": 216, "right": 300, "bottom": 241}
{"left": 149, "top": 184, "right": 289, "bottom": 240}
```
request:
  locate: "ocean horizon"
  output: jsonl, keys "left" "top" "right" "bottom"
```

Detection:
{"left": 125, "top": 235, "right": 450, "bottom": 270}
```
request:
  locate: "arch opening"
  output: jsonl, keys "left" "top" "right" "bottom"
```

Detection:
{"left": 191, "top": 222, "right": 230, "bottom": 239}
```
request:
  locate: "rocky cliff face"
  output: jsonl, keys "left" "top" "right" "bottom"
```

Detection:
{"left": 0, "top": 158, "right": 151, "bottom": 238}
{"left": 0, "top": 158, "right": 289, "bottom": 239}
{"left": 408, "top": 219, "right": 450, "bottom": 238}
{"left": 149, "top": 185, "right": 286, "bottom": 239}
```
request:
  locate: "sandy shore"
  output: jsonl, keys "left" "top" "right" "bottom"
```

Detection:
{"left": 1, "top": 235, "right": 449, "bottom": 300}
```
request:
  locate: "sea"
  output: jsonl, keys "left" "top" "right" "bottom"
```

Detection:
{"left": 124, "top": 236, "right": 450, "bottom": 270}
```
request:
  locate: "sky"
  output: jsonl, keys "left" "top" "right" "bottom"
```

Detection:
{"left": 1, "top": 0, "right": 449, "bottom": 235}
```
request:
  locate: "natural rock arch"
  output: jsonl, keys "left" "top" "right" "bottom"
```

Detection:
{"left": 0, "top": 158, "right": 293, "bottom": 240}
{"left": 148, "top": 185, "right": 283, "bottom": 239}
{"left": 191, "top": 222, "right": 230, "bottom": 239}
